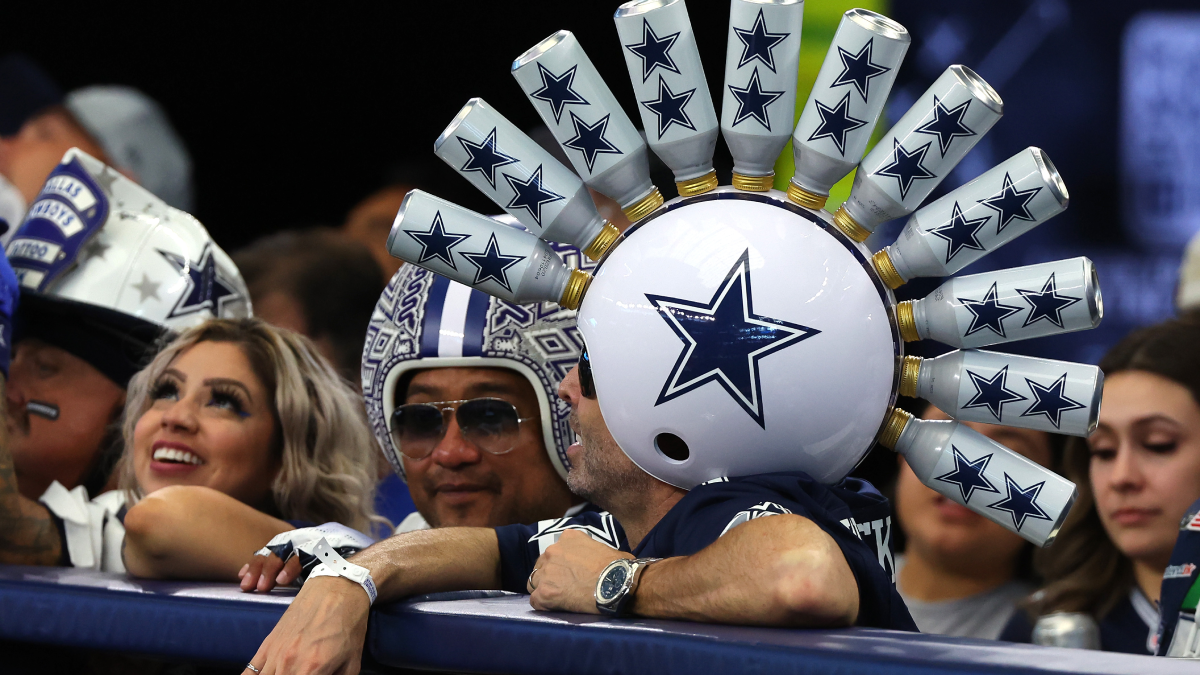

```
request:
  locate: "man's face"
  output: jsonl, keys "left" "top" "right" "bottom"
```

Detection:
{"left": 0, "top": 109, "right": 107, "bottom": 205}
{"left": 401, "top": 367, "right": 575, "bottom": 527}
{"left": 7, "top": 339, "right": 125, "bottom": 499}
{"left": 557, "top": 365, "right": 653, "bottom": 508}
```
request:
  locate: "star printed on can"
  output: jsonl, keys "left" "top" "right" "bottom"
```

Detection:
{"left": 646, "top": 249, "right": 820, "bottom": 428}
{"left": 625, "top": 19, "right": 681, "bottom": 82}
{"left": 1021, "top": 374, "right": 1085, "bottom": 428}
{"left": 930, "top": 201, "right": 990, "bottom": 263}
{"left": 935, "top": 446, "right": 1000, "bottom": 504}
{"left": 978, "top": 173, "right": 1042, "bottom": 233}
{"left": 830, "top": 38, "right": 891, "bottom": 102}
{"left": 460, "top": 232, "right": 524, "bottom": 292}
{"left": 728, "top": 67, "right": 785, "bottom": 130}
{"left": 641, "top": 75, "right": 697, "bottom": 138}
{"left": 732, "top": 9, "right": 789, "bottom": 72}
{"left": 457, "top": 128, "right": 518, "bottom": 189}
{"left": 404, "top": 211, "right": 471, "bottom": 269}
{"left": 959, "top": 281, "right": 1022, "bottom": 338}
{"left": 914, "top": 96, "right": 976, "bottom": 156}
{"left": 807, "top": 92, "right": 867, "bottom": 155}
{"left": 874, "top": 139, "right": 936, "bottom": 200}
{"left": 963, "top": 365, "right": 1028, "bottom": 421}
{"left": 563, "top": 113, "right": 622, "bottom": 172}
{"left": 530, "top": 63, "right": 589, "bottom": 124}
{"left": 988, "top": 473, "right": 1052, "bottom": 531}
{"left": 158, "top": 243, "right": 242, "bottom": 319}
{"left": 502, "top": 165, "right": 564, "bottom": 226}
{"left": 1017, "top": 273, "right": 1081, "bottom": 329}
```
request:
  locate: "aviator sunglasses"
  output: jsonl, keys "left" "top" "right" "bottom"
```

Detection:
{"left": 390, "top": 398, "right": 535, "bottom": 459}
{"left": 579, "top": 345, "right": 596, "bottom": 399}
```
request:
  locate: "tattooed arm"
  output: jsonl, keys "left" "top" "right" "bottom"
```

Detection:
{"left": 0, "top": 380, "right": 63, "bottom": 566}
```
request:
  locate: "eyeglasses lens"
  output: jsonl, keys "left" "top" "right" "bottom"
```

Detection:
{"left": 391, "top": 398, "right": 523, "bottom": 459}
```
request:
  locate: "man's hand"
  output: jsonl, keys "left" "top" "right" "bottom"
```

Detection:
{"left": 526, "top": 530, "right": 633, "bottom": 613}
{"left": 243, "top": 576, "right": 371, "bottom": 675}
{"left": 240, "top": 551, "right": 302, "bottom": 593}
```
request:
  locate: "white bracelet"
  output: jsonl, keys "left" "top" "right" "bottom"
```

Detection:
{"left": 306, "top": 537, "right": 377, "bottom": 605}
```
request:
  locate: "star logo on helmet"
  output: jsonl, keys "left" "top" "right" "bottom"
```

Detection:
{"left": 158, "top": 243, "right": 241, "bottom": 318}
{"left": 732, "top": 9, "right": 789, "bottom": 72}
{"left": 988, "top": 474, "right": 1051, "bottom": 530}
{"left": 530, "top": 63, "right": 589, "bottom": 124}
{"left": 962, "top": 366, "right": 1027, "bottom": 421}
{"left": 624, "top": 19, "right": 681, "bottom": 82}
{"left": 1020, "top": 373, "right": 1085, "bottom": 428}
{"left": 460, "top": 233, "right": 524, "bottom": 292}
{"left": 935, "top": 447, "right": 1000, "bottom": 504}
{"left": 647, "top": 249, "right": 820, "bottom": 428}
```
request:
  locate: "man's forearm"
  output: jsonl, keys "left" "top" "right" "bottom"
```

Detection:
{"left": 0, "top": 380, "right": 62, "bottom": 566}
{"left": 351, "top": 527, "right": 502, "bottom": 603}
{"left": 629, "top": 515, "right": 859, "bottom": 627}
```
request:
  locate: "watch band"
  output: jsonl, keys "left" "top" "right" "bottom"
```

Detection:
{"left": 596, "top": 557, "right": 663, "bottom": 617}
{"left": 306, "top": 537, "right": 377, "bottom": 605}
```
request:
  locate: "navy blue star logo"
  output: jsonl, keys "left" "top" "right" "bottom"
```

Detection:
{"left": 458, "top": 128, "right": 518, "bottom": 189}
{"left": 460, "top": 233, "right": 524, "bottom": 292}
{"left": 625, "top": 19, "right": 680, "bottom": 82}
{"left": 963, "top": 366, "right": 1028, "bottom": 421}
{"left": 158, "top": 243, "right": 241, "bottom": 318}
{"left": 830, "top": 38, "right": 890, "bottom": 102}
{"left": 727, "top": 67, "right": 785, "bottom": 131}
{"left": 1021, "top": 374, "right": 1085, "bottom": 428}
{"left": 403, "top": 211, "right": 471, "bottom": 269}
{"left": 1017, "top": 273, "right": 1080, "bottom": 329}
{"left": 988, "top": 474, "right": 1051, "bottom": 530}
{"left": 563, "top": 113, "right": 622, "bottom": 173}
{"left": 959, "top": 282, "right": 1022, "bottom": 338}
{"left": 935, "top": 446, "right": 1000, "bottom": 504}
{"left": 530, "top": 63, "right": 589, "bottom": 124}
{"left": 807, "top": 92, "right": 867, "bottom": 155}
{"left": 914, "top": 96, "right": 976, "bottom": 156}
{"left": 979, "top": 173, "right": 1042, "bottom": 233}
{"left": 646, "top": 249, "right": 820, "bottom": 428}
{"left": 930, "top": 201, "right": 990, "bottom": 263}
{"left": 502, "top": 165, "right": 563, "bottom": 226}
{"left": 733, "top": 9, "right": 789, "bottom": 72}
{"left": 874, "top": 139, "right": 937, "bottom": 200}
{"left": 641, "top": 76, "right": 696, "bottom": 139}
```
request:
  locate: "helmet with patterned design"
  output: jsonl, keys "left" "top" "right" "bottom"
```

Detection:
{"left": 362, "top": 223, "right": 594, "bottom": 485}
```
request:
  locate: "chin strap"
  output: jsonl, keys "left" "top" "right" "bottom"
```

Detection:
{"left": 306, "top": 537, "right": 377, "bottom": 606}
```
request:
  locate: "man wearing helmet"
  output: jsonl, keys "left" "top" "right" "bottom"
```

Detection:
{"left": 0, "top": 147, "right": 250, "bottom": 567}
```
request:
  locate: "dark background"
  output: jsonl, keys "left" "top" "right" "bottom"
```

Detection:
{"left": 6, "top": 0, "right": 1200, "bottom": 364}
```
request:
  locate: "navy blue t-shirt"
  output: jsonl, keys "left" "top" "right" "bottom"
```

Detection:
{"left": 494, "top": 472, "right": 916, "bottom": 631}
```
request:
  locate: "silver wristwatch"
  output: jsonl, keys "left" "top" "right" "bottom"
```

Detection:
{"left": 595, "top": 557, "right": 663, "bottom": 617}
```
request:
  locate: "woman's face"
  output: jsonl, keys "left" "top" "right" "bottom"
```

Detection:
{"left": 133, "top": 341, "right": 279, "bottom": 507}
{"left": 1089, "top": 370, "right": 1200, "bottom": 568}
{"left": 895, "top": 405, "right": 1053, "bottom": 569}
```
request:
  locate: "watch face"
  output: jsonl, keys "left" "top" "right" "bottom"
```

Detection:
{"left": 599, "top": 565, "right": 629, "bottom": 601}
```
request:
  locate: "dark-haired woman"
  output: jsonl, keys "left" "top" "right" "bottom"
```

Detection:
{"left": 1000, "top": 315, "right": 1200, "bottom": 653}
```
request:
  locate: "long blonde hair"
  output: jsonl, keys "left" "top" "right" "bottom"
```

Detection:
{"left": 118, "top": 318, "right": 388, "bottom": 534}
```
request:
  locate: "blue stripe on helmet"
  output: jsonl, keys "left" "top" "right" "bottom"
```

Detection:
{"left": 419, "top": 275, "right": 451, "bottom": 357}
{"left": 461, "top": 289, "right": 491, "bottom": 357}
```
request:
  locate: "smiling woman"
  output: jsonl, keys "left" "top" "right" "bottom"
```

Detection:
{"left": 1001, "top": 314, "right": 1200, "bottom": 654}
{"left": 99, "top": 318, "right": 389, "bottom": 580}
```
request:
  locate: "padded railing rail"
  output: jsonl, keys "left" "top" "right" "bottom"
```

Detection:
{"left": 0, "top": 565, "right": 1183, "bottom": 674}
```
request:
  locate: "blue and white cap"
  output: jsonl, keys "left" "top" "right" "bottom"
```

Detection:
{"left": 6, "top": 148, "right": 250, "bottom": 384}
{"left": 362, "top": 228, "right": 596, "bottom": 482}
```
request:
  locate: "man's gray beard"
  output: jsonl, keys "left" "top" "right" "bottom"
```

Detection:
{"left": 565, "top": 412, "right": 655, "bottom": 507}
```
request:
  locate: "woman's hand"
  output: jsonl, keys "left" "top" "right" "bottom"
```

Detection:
{"left": 239, "top": 550, "right": 302, "bottom": 592}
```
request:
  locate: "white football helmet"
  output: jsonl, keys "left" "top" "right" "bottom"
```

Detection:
{"left": 7, "top": 147, "right": 250, "bottom": 384}
{"left": 361, "top": 235, "right": 596, "bottom": 482}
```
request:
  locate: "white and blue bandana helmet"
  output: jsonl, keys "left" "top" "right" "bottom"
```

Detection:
{"left": 362, "top": 234, "right": 596, "bottom": 481}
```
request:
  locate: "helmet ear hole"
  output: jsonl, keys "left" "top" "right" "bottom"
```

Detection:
{"left": 654, "top": 433, "right": 689, "bottom": 462}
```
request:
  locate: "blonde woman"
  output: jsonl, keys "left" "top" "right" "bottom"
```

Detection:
{"left": 54, "top": 317, "right": 386, "bottom": 579}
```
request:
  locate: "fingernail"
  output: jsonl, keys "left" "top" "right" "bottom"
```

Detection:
{"left": 258, "top": 576, "right": 270, "bottom": 592}
{"left": 276, "top": 570, "right": 288, "bottom": 584}
{"left": 238, "top": 564, "right": 249, "bottom": 577}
